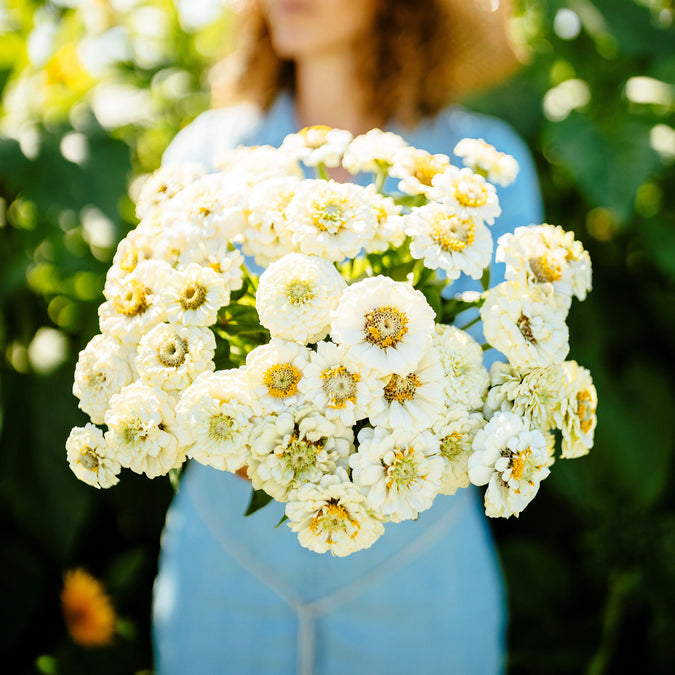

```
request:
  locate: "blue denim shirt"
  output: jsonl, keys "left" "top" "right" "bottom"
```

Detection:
{"left": 154, "top": 93, "right": 543, "bottom": 675}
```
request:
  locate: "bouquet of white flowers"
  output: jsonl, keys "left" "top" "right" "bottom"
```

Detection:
{"left": 67, "top": 126, "right": 597, "bottom": 556}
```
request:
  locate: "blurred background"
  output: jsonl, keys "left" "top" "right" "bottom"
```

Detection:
{"left": 0, "top": 1, "right": 673, "bottom": 673}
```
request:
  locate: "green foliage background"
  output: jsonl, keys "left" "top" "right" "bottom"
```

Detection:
{"left": 0, "top": 1, "right": 673, "bottom": 673}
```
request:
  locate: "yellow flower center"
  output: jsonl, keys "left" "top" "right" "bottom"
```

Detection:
{"left": 299, "top": 124, "right": 332, "bottom": 149}
{"left": 577, "top": 389, "right": 596, "bottom": 434}
{"left": 321, "top": 366, "right": 360, "bottom": 408}
{"left": 517, "top": 313, "right": 537, "bottom": 344}
{"left": 118, "top": 249, "right": 139, "bottom": 274}
{"left": 309, "top": 499, "right": 360, "bottom": 543}
{"left": 413, "top": 154, "right": 450, "bottom": 187}
{"left": 112, "top": 279, "right": 149, "bottom": 317}
{"left": 431, "top": 214, "right": 476, "bottom": 252}
{"left": 386, "top": 447, "right": 423, "bottom": 489}
{"left": 383, "top": 372, "right": 422, "bottom": 403}
{"left": 363, "top": 305, "right": 408, "bottom": 349}
{"left": 281, "top": 433, "right": 324, "bottom": 476}
{"left": 179, "top": 282, "right": 208, "bottom": 311}
{"left": 440, "top": 431, "right": 464, "bottom": 460}
{"left": 209, "top": 413, "right": 236, "bottom": 441}
{"left": 530, "top": 254, "right": 563, "bottom": 283}
{"left": 158, "top": 334, "right": 188, "bottom": 368}
{"left": 453, "top": 174, "right": 488, "bottom": 208}
{"left": 286, "top": 279, "right": 314, "bottom": 305}
{"left": 80, "top": 447, "right": 99, "bottom": 471}
{"left": 263, "top": 363, "right": 301, "bottom": 398}
{"left": 312, "top": 198, "right": 347, "bottom": 234}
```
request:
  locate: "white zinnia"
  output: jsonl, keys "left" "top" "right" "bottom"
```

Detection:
{"left": 215, "top": 145, "right": 303, "bottom": 185}
{"left": 99, "top": 260, "right": 170, "bottom": 345}
{"left": 405, "top": 201, "right": 493, "bottom": 279}
{"left": 484, "top": 361, "right": 567, "bottom": 432}
{"left": 481, "top": 281, "right": 570, "bottom": 368}
{"left": 286, "top": 467, "right": 385, "bottom": 557}
{"left": 245, "top": 338, "right": 310, "bottom": 414}
{"left": 256, "top": 253, "right": 347, "bottom": 344}
{"left": 106, "top": 228, "right": 155, "bottom": 286}
{"left": 497, "top": 224, "right": 592, "bottom": 304}
{"left": 468, "top": 411, "right": 550, "bottom": 518}
{"left": 73, "top": 334, "right": 135, "bottom": 424}
{"left": 432, "top": 405, "right": 486, "bottom": 495}
{"left": 342, "top": 129, "right": 408, "bottom": 175}
{"left": 560, "top": 361, "right": 597, "bottom": 459}
{"left": 136, "top": 322, "right": 216, "bottom": 392}
{"left": 363, "top": 185, "right": 406, "bottom": 254}
{"left": 160, "top": 263, "right": 230, "bottom": 326}
{"left": 297, "top": 340, "right": 379, "bottom": 426}
{"left": 244, "top": 176, "right": 302, "bottom": 266}
{"left": 390, "top": 147, "right": 451, "bottom": 197}
{"left": 331, "top": 275, "right": 436, "bottom": 376}
{"left": 454, "top": 138, "right": 519, "bottom": 187}
{"left": 174, "top": 368, "right": 253, "bottom": 472}
{"left": 163, "top": 172, "right": 247, "bottom": 242}
{"left": 248, "top": 404, "right": 353, "bottom": 502}
{"left": 284, "top": 179, "right": 376, "bottom": 262}
{"left": 66, "top": 424, "right": 121, "bottom": 489}
{"left": 368, "top": 345, "right": 446, "bottom": 431}
{"left": 280, "top": 125, "right": 353, "bottom": 167}
{"left": 430, "top": 166, "right": 501, "bottom": 225}
{"left": 177, "top": 240, "right": 244, "bottom": 295}
{"left": 351, "top": 426, "right": 443, "bottom": 523}
{"left": 433, "top": 324, "right": 489, "bottom": 410}
{"left": 135, "top": 162, "right": 205, "bottom": 220}
{"left": 105, "top": 382, "right": 183, "bottom": 478}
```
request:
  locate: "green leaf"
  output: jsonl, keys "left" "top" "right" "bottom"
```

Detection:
{"left": 243, "top": 488, "right": 273, "bottom": 516}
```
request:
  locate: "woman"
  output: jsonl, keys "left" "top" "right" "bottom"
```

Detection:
{"left": 153, "top": 1, "right": 543, "bottom": 673}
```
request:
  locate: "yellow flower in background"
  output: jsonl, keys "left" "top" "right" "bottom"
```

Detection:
{"left": 61, "top": 568, "right": 116, "bottom": 647}
{"left": 44, "top": 42, "right": 94, "bottom": 92}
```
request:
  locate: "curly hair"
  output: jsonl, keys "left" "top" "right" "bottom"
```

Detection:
{"left": 212, "top": 0, "right": 515, "bottom": 128}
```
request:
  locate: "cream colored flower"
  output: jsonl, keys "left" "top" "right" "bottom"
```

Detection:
{"left": 215, "top": 145, "right": 303, "bottom": 185}
{"left": 280, "top": 125, "right": 353, "bottom": 168}
{"left": 105, "top": 382, "right": 183, "bottom": 478}
{"left": 405, "top": 201, "right": 493, "bottom": 279}
{"left": 135, "top": 162, "right": 205, "bottom": 220}
{"left": 136, "top": 322, "right": 215, "bottom": 392}
{"left": 285, "top": 179, "right": 376, "bottom": 262}
{"left": 368, "top": 345, "right": 446, "bottom": 431}
{"left": 245, "top": 338, "right": 310, "bottom": 414}
{"left": 342, "top": 129, "right": 408, "bottom": 175}
{"left": 174, "top": 368, "right": 254, "bottom": 472}
{"left": 99, "top": 260, "right": 170, "bottom": 345}
{"left": 247, "top": 404, "right": 353, "bottom": 502}
{"left": 430, "top": 166, "right": 501, "bottom": 225}
{"left": 160, "top": 263, "right": 229, "bottom": 326}
{"left": 560, "top": 361, "right": 597, "bottom": 458}
{"left": 390, "top": 147, "right": 451, "bottom": 196}
{"left": 454, "top": 138, "right": 519, "bottom": 187}
{"left": 244, "top": 176, "right": 302, "bottom": 266}
{"left": 285, "top": 467, "right": 385, "bottom": 557}
{"left": 256, "top": 253, "right": 347, "bottom": 344}
{"left": 73, "top": 334, "right": 135, "bottom": 424}
{"left": 106, "top": 229, "right": 155, "bottom": 286}
{"left": 177, "top": 240, "right": 244, "bottom": 294}
{"left": 362, "top": 185, "right": 406, "bottom": 254}
{"left": 432, "top": 405, "right": 486, "bottom": 495}
{"left": 297, "top": 340, "right": 379, "bottom": 427}
{"left": 433, "top": 324, "right": 489, "bottom": 410}
{"left": 468, "top": 411, "right": 550, "bottom": 518}
{"left": 66, "top": 424, "right": 121, "bottom": 489}
{"left": 496, "top": 224, "right": 592, "bottom": 304}
{"left": 351, "top": 426, "right": 443, "bottom": 522}
{"left": 481, "top": 281, "right": 569, "bottom": 368}
{"left": 484, "top": 361, "right": 567, "bottom": 432}
{"left": 331, "top": 275, "right": 436, "bottom": 376}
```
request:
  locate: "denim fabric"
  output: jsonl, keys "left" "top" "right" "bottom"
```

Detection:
{"left": 153, "top": 94, "right": 543, "bottom": 674}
